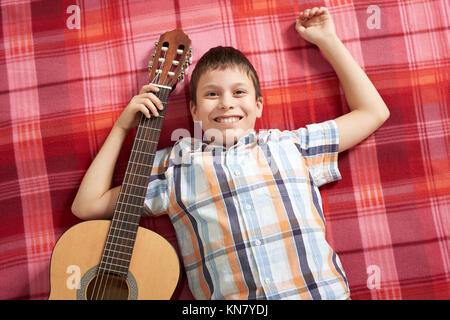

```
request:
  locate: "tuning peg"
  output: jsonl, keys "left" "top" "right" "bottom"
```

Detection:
{"left": 154, "top": 41, "right": 159, "bottom": 47}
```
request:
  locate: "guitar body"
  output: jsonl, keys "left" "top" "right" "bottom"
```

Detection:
{"left": 48, "top": 220, "right": 180, "bottom": 300}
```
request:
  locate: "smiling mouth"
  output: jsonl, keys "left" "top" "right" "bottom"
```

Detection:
{"left": 214, "top": 116, "right": 243, "bottom": 123}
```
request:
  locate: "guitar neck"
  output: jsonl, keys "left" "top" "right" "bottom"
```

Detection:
{"left": 116, "top": 88, "right": 170, "bottom": 222}
{"left": 99, "top": 86, "right": 171, "bottom": 276}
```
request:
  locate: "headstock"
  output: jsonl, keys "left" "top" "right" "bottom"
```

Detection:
{"left": 148, "top": 29, "right": 192, "bottom": 90}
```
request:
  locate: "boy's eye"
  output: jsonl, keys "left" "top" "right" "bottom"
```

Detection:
{"left": 206, "top": 92, "right": 217, "bottom": 97}
{"left": 234, "top": 90, "right": 245, "bottom": 95}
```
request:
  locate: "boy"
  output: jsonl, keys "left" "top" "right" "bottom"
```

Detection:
{"left": 72, "top": 7, "right": 389, "bottom": 299}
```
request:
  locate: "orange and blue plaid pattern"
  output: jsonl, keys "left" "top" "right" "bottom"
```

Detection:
{"left": 0, "top": 0, "right": 448, "bottom": 299}
{"left": 144, "top": 120, "right": 349, "bottom": 299}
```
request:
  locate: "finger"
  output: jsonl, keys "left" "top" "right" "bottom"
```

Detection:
{"left": 310, "top": 7, "right": 320, "bottom": 16}
{"left": 139, "top": 84, "right": 160, "bottom": 94}
{"left": 298, "top": 11, "right": 308, "bottom": 22}
{"left": 140, "top": 98, "right": 160, "bottom": 117}
{"left": 140, "top": 104, "right": 151, "bottom": 119}
{"left": 296, "top": 25, "right": 306, "bottom": 33}
{"left": 137, "top": 92, "right": 163, "bottom": 110}
{"left": 145, "top": 92, "right": 164, "bottom": 110}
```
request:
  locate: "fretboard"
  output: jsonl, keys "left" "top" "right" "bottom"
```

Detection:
{"left": 99, "top": 86, "right": 170, "bottom": 276}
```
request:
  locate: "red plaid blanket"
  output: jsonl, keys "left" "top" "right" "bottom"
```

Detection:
{"left": 0, "top": 0, "right": 449, "bottom": 300}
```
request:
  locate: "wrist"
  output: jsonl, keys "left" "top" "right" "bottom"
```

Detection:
{"left": 112, "top": 121, "right": 131, "bottom": 136}
{"left": 316, "top": 34, "right": 341, "bottom": 52}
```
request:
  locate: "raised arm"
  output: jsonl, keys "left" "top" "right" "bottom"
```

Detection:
{"left": 71, "top": 84, "right": 163, "bottom": 220}
{"left": 296, "top": 7, "right": 389, "bottom": 152}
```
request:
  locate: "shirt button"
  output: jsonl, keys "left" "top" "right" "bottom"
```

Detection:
{"left": 234, "top": 170, "right": 240, "bottom": 176}
{"left": 264, "top": 278, "right": 271, "bottom": 285}
{"left": 245, "top": 204, "right": 252, "bottom": 210}
{"left": 255, "top": 239, "right": 261, "bottom": 246}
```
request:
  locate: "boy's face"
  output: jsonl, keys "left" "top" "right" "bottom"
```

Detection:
{"left": 190, "top": 67, "right": 263, "bottom": 147}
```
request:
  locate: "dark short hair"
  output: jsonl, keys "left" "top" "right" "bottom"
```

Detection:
{"left": 189, "top": 46, "right": 262, "bottom": 105}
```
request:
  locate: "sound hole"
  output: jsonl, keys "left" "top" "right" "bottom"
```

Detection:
{"left": 85, "top": 273, "right": 129, "bottom": 300}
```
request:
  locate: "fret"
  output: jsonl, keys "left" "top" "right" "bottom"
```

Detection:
{"left": 121, "top": 179, "right": 149, "bottom": 192}
{"left": 113, "top": 209, "right": 142, "bottom": 217}
{"left": 110, "top": 226, "right": 137, "bottom": 234}
{"left": 123, "top": 182, "right": 148, "bottom": 189}
{"left": 98, "top": 266, "right": 128, "bottom": 278}
{"left": 135, "top": 137, "right": 159, "bottom": 144}
{"left": 102, "top": 256, "right": 132, "bottom": 267}
{"left": 112, "top": 208, "right": 142, "bottom": 219}
{"left": 142, "top": 114, "right": 165, "bottom": 121}
{"left": 117, "top": 197, "right": 145, "bottom": 205}
{"left": 138, "top": 125, "right": 164, "bottom": 133}
{"left": 102, "top": 255, "right": 130, "bottom": 265}
{"left": 110, "top": 220, "right": 139, "bottom": 228}
{"left": 129, "top": 172, "right": 150, "bottom": 179}
{"left": 128, "top": 161, "right": 153, "bottom": 167}
{"left": 131, "top": 149, "right": 156, "bottom": 157}
{"left": 131, "top": 139, "right": 158, "bottom": 149}
{"left": 106, "top": 233, "right": 136, "bottom": 243}
{"left": 104, "top": 242, "right": 134, "bottom": 252}
{"left": 123, "top": 174, "right": 149, "bottom": 183}
{"left": 116, "top": 201, "right": 144, "bottom": 208}
{"left": 102, "top": 253, "right": 133, "bottom": 265}
{"left": 97, "top": 264, "right": 126, "bottom": 275}
{"left": 102, "top": 249, "right": 132, "bottom": 262}
{"left": 101, "top": 256, "right": 131, "bottom": 269}
{"left": 109, "top": 222, "right": 139, "bottom": 234}
{"left": 99, "top": 262, "right": 129, "bottom": 274}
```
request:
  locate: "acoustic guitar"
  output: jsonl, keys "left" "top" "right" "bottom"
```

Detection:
{"left": 48, "top": 29, "right": 192, "bottom": 300}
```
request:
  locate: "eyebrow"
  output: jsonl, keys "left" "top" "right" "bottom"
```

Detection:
{"left": 200, "top": 82, "right": 249, "bottom": 90}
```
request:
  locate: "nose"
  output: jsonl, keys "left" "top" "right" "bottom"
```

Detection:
{"left": 219, "top": 92, "right": 234, "bottom": 109}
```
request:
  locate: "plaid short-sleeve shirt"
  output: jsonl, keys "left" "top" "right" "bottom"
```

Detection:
{"left": 144, "top": 120, "right": 350, "bottom": 299}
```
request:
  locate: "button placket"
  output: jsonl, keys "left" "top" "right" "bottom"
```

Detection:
{"left": 225, "top": 146, "right": 274, "bottom": 296}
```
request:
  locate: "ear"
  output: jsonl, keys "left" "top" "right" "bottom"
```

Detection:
{"left": 256, "top": 96, "right": 263, "bottom": 118}
{"left": 190, "top": 100, "right": 198, "bottom": 120}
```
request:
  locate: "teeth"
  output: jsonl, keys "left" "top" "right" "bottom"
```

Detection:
{"left": 215, "top": 117, "right": 241, "bottom": 123}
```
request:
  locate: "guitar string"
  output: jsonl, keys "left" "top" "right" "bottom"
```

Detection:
{"left": 97, "top": 43, "right": 164, "bottom": 297}
{"left": 90, "top": 83, "right": 162, "bottom": 300}
{"left": 94, "top": 88, "right": 167, "bottom": 300}
{"left": 109, "top": 50, "right": 173, "bottom": 299}
{"left": 93, "top": 41, "right": 184, "bottom": 299}
{"left": 94, "top": 49, "right": 173, "bottom": 300}
{"left": 90, "top": 110, "right": 152, "bottom": 300}
{"left": 111, "top": 44, "right": 184, "bottom": 299}
{"left": 116, "top": 87, "right": 169, "bottom": 300}
{"left": 112, "top": 88, "right": 168, "bottom": 300}
{"left": 103, "top": 92, "right": 161, "bottom": 300}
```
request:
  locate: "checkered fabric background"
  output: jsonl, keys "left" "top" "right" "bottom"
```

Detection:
{"left": 0, "top": 0, "right": 448, "bottom": 300}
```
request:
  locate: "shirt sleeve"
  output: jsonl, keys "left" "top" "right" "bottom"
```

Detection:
{"left": 294, "top": 120, "right": 341, "bottom": 187}
{"left": 143, "top": 146, "right": 173, "bottom": 216}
